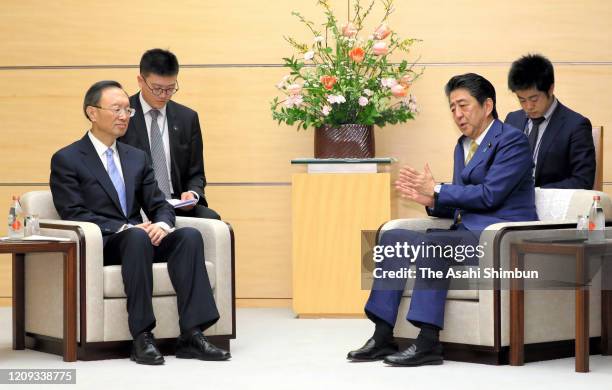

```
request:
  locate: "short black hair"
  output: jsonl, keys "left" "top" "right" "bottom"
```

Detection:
{"left": 139, "top": 48, "right": 179, "bottom": 77}
{"left": 82, "top": 80, "right": 124, "bottom": 120}
{"left": 445, "top": 73, "right": 498, "bottom": 119}
{"left": 508, "top": 54, "right": 554, "bottom": 93}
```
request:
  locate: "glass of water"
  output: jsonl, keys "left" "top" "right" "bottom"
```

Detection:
{"left": 24, "top": 214, "right": 40, "bottom": 237}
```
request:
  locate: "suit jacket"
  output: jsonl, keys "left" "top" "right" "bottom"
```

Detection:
{"left": 504, "top": 101, "right": 595, "bottom": 189}
{"left": 119, "top": 93, "right": 208, "bottom": 206}
{"left": 428, "top": 119, "right": 538, "bottom": 232}
{"left": 50, "top": 134, "right": 175, "bottom": 244}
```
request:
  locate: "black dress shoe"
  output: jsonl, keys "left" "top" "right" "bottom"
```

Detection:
{"left": 383, "top": 343, "right": 443, "bottom": 366}
{"left": 130, "top": 332, "right": 165, "bottom": 365}
{"left": 347, "top": 338, "right": 399, "bottom": 361}
{"left": 176, "top": 330, "right": 231, "bottom": 361}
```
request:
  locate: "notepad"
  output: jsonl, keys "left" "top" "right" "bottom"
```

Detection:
{"left": 166, "top": 198, "right": 198, "bottom": 208}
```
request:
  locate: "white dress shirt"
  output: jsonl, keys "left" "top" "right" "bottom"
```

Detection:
{"left": 88, "top": 131, "right": 124, "bottom": 178}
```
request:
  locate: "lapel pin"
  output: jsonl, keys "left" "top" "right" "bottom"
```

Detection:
{"left": 172, "top": 125, "right": 179, "bottom": 131}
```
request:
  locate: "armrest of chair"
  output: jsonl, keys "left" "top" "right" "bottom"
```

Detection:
{"left": 175, "top": 217, "right": 235, "bottom": 337}
{"left": 479, "top": 220, "right": 578, "bottom": 269}
{"left": 30, "top": 219, "right": 105, "bottom": 342}
{"left": 380, "top": 217, "right": 454, "bottom": 232}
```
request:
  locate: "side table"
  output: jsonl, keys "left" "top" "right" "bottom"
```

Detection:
{"left": 0, "top": 240, "right": 77, "bottom": 362}
{"left": 509, "top": 239, "right": 612, "bottom": 372}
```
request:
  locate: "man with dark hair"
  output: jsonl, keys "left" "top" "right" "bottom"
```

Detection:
{"left": 505, "top": 53, "right": 595, "bottom": 189}
{"left": 119, "top": 48, "right": 220, "bottom": 219}
{"left": 347, "top": 73, "right": 537, "bottom": 366}
{"left": 50, "top": 80, "right": 230, "bottom": 365}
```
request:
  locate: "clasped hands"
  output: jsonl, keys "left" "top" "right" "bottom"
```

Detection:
{"left": 395, "top": 164, "right": 436, "bottom": 208}
{"left": 134, "top": 221, "right": 167, "bottom": 246}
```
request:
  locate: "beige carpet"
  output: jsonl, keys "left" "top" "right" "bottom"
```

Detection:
{"left": 0, "top": 307, "right": 610, "bottom": 389}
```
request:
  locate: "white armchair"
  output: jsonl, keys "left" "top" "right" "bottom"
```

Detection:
{"left": 380, "top": 189, "right": 612, "bottom": 364}
{"left": 18, "top": 190, "right": 235, "bottom": 360}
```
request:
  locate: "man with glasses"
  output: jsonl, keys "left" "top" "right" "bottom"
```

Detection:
{"left": 119, "top": 48, "right": 220, "bottom": 219}
{"left": 505, "top": 54, "right": 595, "bottom": 189}
{"left": 50, "top": 80, "right": 230, "bottom": 365}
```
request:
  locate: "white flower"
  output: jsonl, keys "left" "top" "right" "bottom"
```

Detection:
{"left": 276, "top": 75, "right": 291, "bottom": 89}
{"left": 304, "top": 51, "right": 315, "bottom": 60}
{"left": 363, "top": 89, "right": 373, "bottom": 97}
{"left": 358, "top": 96, "right": 369, "bottom": 106}
{"left": 284, "top": 94, "right": 304, "bottom": 108}
{"left": 321, "top": 105, "right": 332, "bottom": 116}
{"left": 402, "top": 94, "right": 419, "bottom": 113}
{"left": 326, "top": 94, "right": 346, "bottom": 104}
{"left": 381, "top": 77, "right": 398, "bottom": 88}
{"left": 314, "top": 36, "right": 324, "bottom": 43}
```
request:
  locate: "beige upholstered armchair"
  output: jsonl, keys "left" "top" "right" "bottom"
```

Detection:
{"left": 379, "top": 189, "right": 611, "bottom": 364}
{"left": 18, "top": 190, "right": 235, "bottom": 360}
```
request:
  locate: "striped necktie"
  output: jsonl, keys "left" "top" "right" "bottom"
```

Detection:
{"left": 149, "top": 109, "right": 172, "bottom": 199}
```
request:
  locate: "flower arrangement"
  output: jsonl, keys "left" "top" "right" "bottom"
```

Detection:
{"left": 271, "top": 0, "right": 422, "bottom": 130}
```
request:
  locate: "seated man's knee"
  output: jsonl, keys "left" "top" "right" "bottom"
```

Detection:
{"left": 173, "top": 227, "right": 203, "bottom": 243}
{"left": 123, "top": 228, "right": 152, "bottom": 246}
{"left": 195, "top": 205, "right": 221, "bottom": 220}
{"left": 379, "top": 229, "right": 417, "bottom": 246}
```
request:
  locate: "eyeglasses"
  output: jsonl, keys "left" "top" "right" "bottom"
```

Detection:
{"left": 91, "top": 106, "right": 136, "bottom": 118}
{"left": 141, "top": 76, "right": 179, "bottom": 97}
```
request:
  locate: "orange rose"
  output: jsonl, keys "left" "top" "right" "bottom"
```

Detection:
{"left": 373, "top": 23, "right": 391, "bottom": 40}
{"left": 391, "top": 84, "right": 407, "bottom": 98}
{"left": 342, "top": 22, "right": 358, "bottom": 37}
{"left": 349, "top": 47, "right": 365, "bottom": 63}
{"left": 320, "top": 75, "right": 338, "bottom": 90}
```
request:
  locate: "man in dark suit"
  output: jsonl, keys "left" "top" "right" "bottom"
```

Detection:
{"left": 505, "top": 53, "right": 595, "bottom": 189}
{"left": 119, "top": 48, "right": 220, "bottom": 219}
{"left": 347, "top": 74, "right": 537, "bottom": 366}
{"left": 50, "top": 80, "right": 230, "bottom": 365}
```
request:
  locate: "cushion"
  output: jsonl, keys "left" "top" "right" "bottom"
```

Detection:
{"left": 535, "top": 188, "right": 612, "bottom": 221}
{"left": 104, "top": 261, "right": 216, "bottom": 298}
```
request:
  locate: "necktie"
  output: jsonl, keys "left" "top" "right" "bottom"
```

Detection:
{"left": 528, "top": 117, "right": 546, "bottom": 154}
{"left": 105, "top": 148, "right": 127, "bottom": 216}
{"left": 465, "top": 140, "right": 479, "bottom": 164}
{"left": 149, "top": 109, "right": 172, "bottom": 199}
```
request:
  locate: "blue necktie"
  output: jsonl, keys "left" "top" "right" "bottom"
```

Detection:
{"left": 105, "top": 148, "right": 127, "bottom": 216}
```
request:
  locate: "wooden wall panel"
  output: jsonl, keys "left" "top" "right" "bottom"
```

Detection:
{"left": 0, "top": 255, "right": 10, "bottom": 298}
{"left": 206, "top": 185, "right": 292, "bottom": 299}
{"left": 1, "top": 66, "right": 610, "bottom": 184}
{"left": 0, "top": 1, "right": 609, "bottom": 66}
{"left": 0, "top": 67, "right": 312, "bottom": 183}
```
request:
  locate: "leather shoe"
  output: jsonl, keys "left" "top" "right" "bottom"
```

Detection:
{"left": 130, "top": 332, "right": 164, "bottom": 365}
{"left": 176, "top": 330, "right": 231, "bottom": 361}
{"left": 383, "top": 343, "right": 443, "bottom": 366}
{"left": 347, "top": 338, "right": 398, "bottom": 361}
